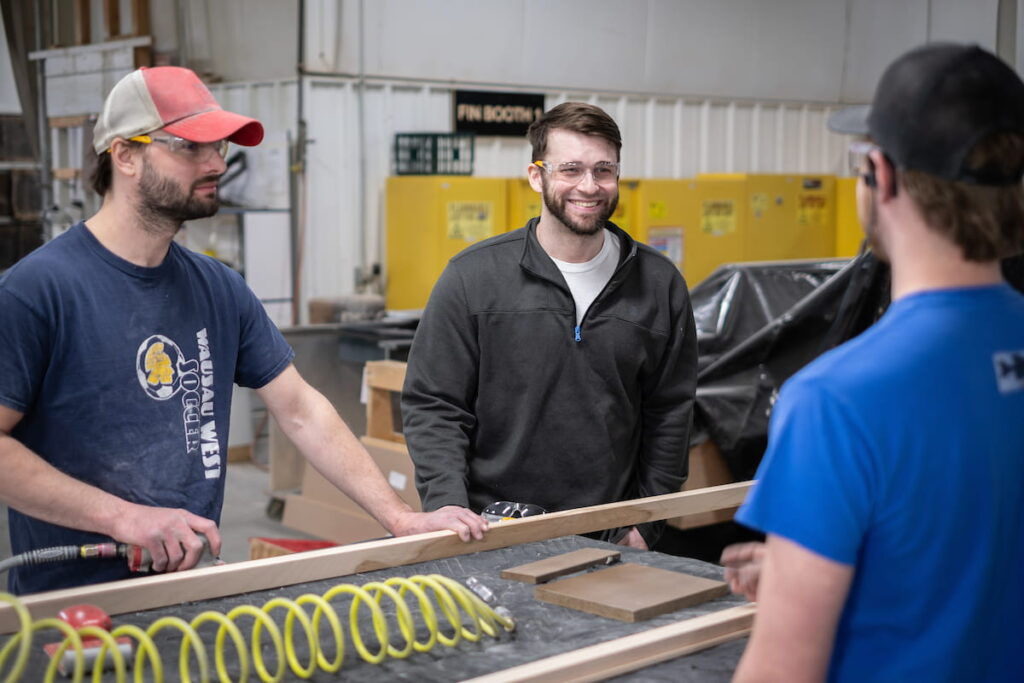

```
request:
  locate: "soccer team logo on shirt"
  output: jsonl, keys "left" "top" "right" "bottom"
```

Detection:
{"left": 135, "top": 331, "right": 223, "bottom": 479}
{"left": 137, "top": 335, "right": 195, "bottom": 400}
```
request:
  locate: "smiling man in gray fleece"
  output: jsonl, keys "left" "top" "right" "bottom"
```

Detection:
{"left": 401, "top": 102, "right": 697, "bottom": 550}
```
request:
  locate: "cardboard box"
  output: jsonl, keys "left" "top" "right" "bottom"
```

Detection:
{"left": 281, "top": 494, "right": 389, "bottom": 544}
{"left": 297, "top": 435, "right": 421, "bottom": 513}
{"left": 667, "top": 439, "right": 738, "bottom": 530}
{"left": 360, "top": 436, "right": 421, "bottom": 511}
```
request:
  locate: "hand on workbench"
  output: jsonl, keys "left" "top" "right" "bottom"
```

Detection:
{"left": 392, "top": 505, "right": 489, "bottom": 542}
{"left": 112, "top": 503, "right": 221, "bottom": 572}
{"left": 720, "top": 541, "right": 765, "bottom": 601}
{"left": 616, "top": 526, "right": 649, "bottom": 550}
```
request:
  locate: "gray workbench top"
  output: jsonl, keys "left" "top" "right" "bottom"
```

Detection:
{"left": 5, "top": 535, "right": 748, "bottom": 681}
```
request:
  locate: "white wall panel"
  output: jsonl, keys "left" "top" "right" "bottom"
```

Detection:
{"left": 301, "top": 0, "right": 1005, "bottom": 106}
{"left": 207, "top": 80, "right": 295, "bottom": 210}
{"left": 841, "top": 0, "right": 1001, "bottom": 101}
{"left": 302, "top": 79, "right": 360, "bottom": 313}
{"left": 194, "top": 74, "right": 851, "bottom": 322}
{"left": 181, "top": 0, "right": 1011, "bottom": 321}
{"left": 521, "top": 1, "right": 649, "bottom": 94}
{"left": 646, "top": 0, "right": 848, "bottom": 101}
{"left": 928, "top": 0, "right": 998, "bottom": 45}
{"left": 0, "top": 12, "right": 20, "bottom": 113}
{"left": 373, "top": 1, "right": 526, "bottom": 83}
{"left": 287, "top": 77, "right": 846, "bottom": 318}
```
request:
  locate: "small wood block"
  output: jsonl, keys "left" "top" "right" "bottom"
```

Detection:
{"left": 501, "top": 548, "right": 621, "bottom": 584}
{"left": 534, "top": 563, "right": 728, "bottom": 622}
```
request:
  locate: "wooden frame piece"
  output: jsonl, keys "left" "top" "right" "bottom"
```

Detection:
{"left": 501, "top": 548, "right": 621, "bottom": 584}
{"left": 0, "top": 482, "right": 751, "bottom": 633}
{"left": 73, "top": 0, "right": 90, "bottom": 45}
{"left": 48, "top": 115, "right": 89, "bottom": 129}
{"left": 463, "top": 603, "right": 755, "bottom": 683}
{"left": 103, "top": 0, "right": 121, "bottom": 38}
{"left": 364, "top": 359, "right": 407, "bottom": 443}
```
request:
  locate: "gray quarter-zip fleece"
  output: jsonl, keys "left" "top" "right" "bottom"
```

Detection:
{"left": 401, "top": 219, "right": 697, "bottom": 546}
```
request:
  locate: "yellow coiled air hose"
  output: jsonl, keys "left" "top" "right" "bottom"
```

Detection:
{"left": 0, "top": 573, "right": 515, "bottom": 682}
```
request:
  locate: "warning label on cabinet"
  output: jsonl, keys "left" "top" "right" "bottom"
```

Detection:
{"left": 797, "top": 194, "right": 827, "bottom": 227}
{"left": 447, "top": 201, "right": 494, "bottom": 242}
{"left": 701, "top": 200, "right": 736, "bottom": 235}
{"left": 648, "top": 227, "right": 684, "bottom": 268}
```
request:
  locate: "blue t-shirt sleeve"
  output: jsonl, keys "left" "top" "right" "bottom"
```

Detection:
{"left": 0, "top": 283, "right": 52, "bottom": 413}
{"left": 737, "top": 376, "right": 876, "bottom": 565}
{"left": 228, "top": 271, "right": 294, "bottom": 389}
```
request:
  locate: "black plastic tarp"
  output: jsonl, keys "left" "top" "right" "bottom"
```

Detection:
{"left": 691, "top": 252, "right": 891, "bottom": 481}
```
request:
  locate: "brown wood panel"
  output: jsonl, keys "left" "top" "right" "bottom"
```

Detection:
{"left": 366, "top": 385, "right": 399, "bottom": 441}
{"left": 48, "top": 115, "right": 89, "bottom": 128}
{"left": 365, "top": 359, "right": 407, "bottom": 392}
{"left": 365, "top": 359, "right": 407, "bottom": 441}
{"left": 131, "top": 0, "right": 150, "bottom": 35}
{"left": 73, "top": 0, "right": 90, "bottom": 44}
{"left": 501, "top": 548, "right": 621, "bottom": 584}
{"left": 103, "top": 0, "right": 121, "bottom": 37}
{"left": 534, "top": 563, "right": 728, "bottom": 623}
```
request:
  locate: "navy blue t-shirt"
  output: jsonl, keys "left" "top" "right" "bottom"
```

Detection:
{"left": 0, "top": 222, "right": 294, "bottom": 594}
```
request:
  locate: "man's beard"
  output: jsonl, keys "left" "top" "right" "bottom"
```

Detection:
{"left": 541, "top": 178, "right": 618, "bottom": 236}
{"left": 137, "top": 159, "right": 220, "bottom": 234}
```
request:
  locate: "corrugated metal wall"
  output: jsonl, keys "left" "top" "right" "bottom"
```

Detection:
{"left": 40, "top": 73, "right": 846, "bottom": 321}
{"left": 217, "top": 75, "right": 847, "bottom": 318}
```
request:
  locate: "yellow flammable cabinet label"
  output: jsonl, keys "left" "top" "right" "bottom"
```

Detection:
{"left": 701, "top": 199, "right": 736, "bottom": 235}
{"left": 447, "top": 201, "right": 494, "bottom": 242}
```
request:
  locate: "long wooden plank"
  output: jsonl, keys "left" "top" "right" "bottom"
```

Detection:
{"left": 502, "top": 548, "right": 621, "bottom": 584}
{"left": 0, "top": 481, "right": 750, "bottom": 634}
{"left": 463, "top": 603, "right": 756, "bottom": 683}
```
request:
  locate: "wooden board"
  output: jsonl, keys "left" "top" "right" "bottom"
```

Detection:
{"left": 464, "top": 603, "right": 755, "bottom": 683}
{"left": 502, "top": 548, "right": 621, "bottom": 584}
{"left": 534, "top": 563, "right": 728, "bottom": 623}
{"left": 0, "top": 481, "right": 750, "bottom": 633}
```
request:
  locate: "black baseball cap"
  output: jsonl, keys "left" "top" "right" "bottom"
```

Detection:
{"left": 828, "top": 43, "right": 1024, "bottom": 185}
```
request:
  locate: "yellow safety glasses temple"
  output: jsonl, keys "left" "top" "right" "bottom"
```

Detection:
{"left": 121, "top": 134, "right": 230, "bottom": 160}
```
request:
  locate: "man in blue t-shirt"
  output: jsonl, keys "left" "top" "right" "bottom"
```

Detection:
{"left": 0, "top": 66, "right": 487, "bottom": 595}
{"left": 726, "top": 44, "right": 1024, "bottom": 682}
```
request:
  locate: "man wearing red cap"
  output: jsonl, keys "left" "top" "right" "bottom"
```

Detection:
{"left": 0, "top": 66, "right": 487, "bottom": 595}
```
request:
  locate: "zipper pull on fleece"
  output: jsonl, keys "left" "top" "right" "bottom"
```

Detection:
{"left": 574, "top": 325, "right": 582, "bottom": 343}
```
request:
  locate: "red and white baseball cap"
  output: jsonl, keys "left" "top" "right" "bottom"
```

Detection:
{"left": 92, "top": 66, "right": 264, "bottom": 154}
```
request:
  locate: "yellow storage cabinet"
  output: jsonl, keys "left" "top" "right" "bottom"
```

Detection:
{"left": 385, "top": 176, "right": 507, "bottom": 310}
{"left": 634, "top": 177, "right": 749, "bottom": 287}
{"left": 633, "top": 178, "right": 695, "bottom": 274}
{"left": 612, "top": 179, "right": 641, "bottom": 240}
{"left": 834, "top": 177, "right": 863, "bottom": 257}
{"left": 506, "top": 178, "right": 543, "bottom": 233}
{"left": 744, "top": 175, "right": 835, "bottom": 261}
{"left": 690, "top": 175, "right": 748, "bottom": 285}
